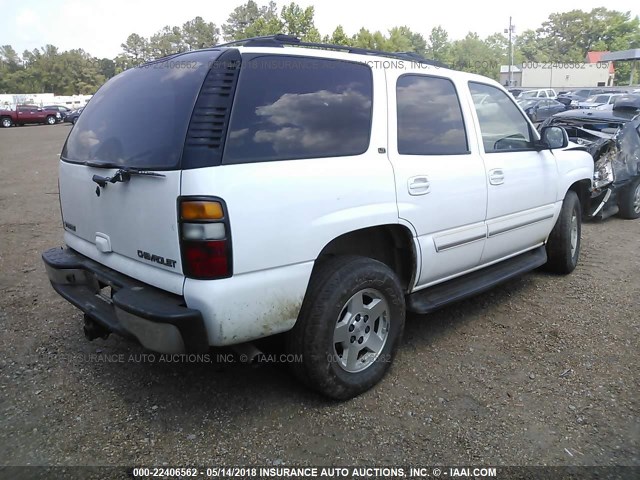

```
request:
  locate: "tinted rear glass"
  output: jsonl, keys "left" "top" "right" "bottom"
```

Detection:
{"left": 223, "top": 55, "right": 373, "bottom": 164}
{"left": 397, "top": 75, "right": 468, "bottom": 155}
{"left": 62, "top": 51, "right": 219, "bottom": 169}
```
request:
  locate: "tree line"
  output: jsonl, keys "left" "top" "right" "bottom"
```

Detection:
{"left": 1, "top": 2, "right": 638, "bottom": 95}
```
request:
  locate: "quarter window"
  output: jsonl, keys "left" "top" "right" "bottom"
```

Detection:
{"left": 223, "top": 55, "right": 373, "bottom": 164}
{"left": 396, "top": 75, "right": 468, "bottom": 155}
{"left": 469, "top": 82, "right": 534, "bottom": 152}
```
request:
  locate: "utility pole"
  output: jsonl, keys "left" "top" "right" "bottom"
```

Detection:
{"left": 504, "top": 17, "right": 515, "bottom": 86}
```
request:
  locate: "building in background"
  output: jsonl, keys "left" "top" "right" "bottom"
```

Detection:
{"left": 499, "top": 65, "right": 522, "bottom": 86}
{"left": 601, "top": 49, "right": 640, "bottom": 85}
{"left": 500, "top": 52, "right": 614, "bottom": 89}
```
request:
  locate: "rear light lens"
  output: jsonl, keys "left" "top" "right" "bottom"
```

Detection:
{"left": 179, "top": 197, "right": 232, "bottom": 279}
{"left": 181, "top": 201, "right": 224, "bottom": 220}
{"left": 182, "top": 241, "right": 229, "bottom": 278}
{"left": 183, "top": 223, "right": 226, "bottom": 240}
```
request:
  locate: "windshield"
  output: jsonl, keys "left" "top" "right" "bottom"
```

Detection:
{"left": 585, "top": 95, "right": 609, "bottom": 103}
{"left": 566, "top": 90, "right": 589, "bottom": 99}
{"left": 62, "top": 50, "right": 220, "bottom": 170}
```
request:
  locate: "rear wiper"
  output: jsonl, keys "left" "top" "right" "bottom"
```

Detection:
{"left": 91, "top": 166, "right": 166, "bottom": 188}
{"left": 84, "top": 160, "right": 121, "bottom": 168}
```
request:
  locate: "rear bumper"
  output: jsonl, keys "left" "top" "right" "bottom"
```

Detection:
{"left": 42, "top": 247, "right": 208, "bottom": 354}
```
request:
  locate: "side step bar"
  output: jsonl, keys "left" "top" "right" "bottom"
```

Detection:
{"left": 407, "top": 246, "right": 547, "bottom": 314}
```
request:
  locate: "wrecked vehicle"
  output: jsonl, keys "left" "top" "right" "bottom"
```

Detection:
{"left": 541, "top": 96, "right": 640, "bottom": 220}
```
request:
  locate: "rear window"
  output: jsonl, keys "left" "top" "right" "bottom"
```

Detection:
{"left": 62, "top": 51, "right": 219, "bottom": 169}
{"left": 396, "top": 75, "right": 468, "bottom": 155}
{"left": 223, "top": 55, "right": 373, "bottom": 164}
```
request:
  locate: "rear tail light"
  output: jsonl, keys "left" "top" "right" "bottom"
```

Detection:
{"left": 179, "top": 198, "right": 232, "bottom": 279}
{"left": 182, "top": 222, "right": 226, "bottom": 240}
{"left": 181, "top": 201, "right": 224, "bottom": 220}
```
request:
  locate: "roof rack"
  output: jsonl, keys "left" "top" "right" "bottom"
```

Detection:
{"left": 215, "top": 34, "right": 448, "bottom": 68}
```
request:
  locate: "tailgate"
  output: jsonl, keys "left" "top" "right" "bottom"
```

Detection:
{"left": 59, "top": 162, "right": 184, "bottom": 294}
{"left": 57, "top": 50, "right": 223, "bottom": 295}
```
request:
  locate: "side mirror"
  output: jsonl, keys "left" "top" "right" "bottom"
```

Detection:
{"left": 537, "top": 126, "right": 569, "bottom": 150}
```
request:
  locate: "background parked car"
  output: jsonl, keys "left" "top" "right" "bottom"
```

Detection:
{"left": 556, "top": 88, "right": 622, "bottom": 107}
{"left": 43, "top": 105, "right": 72, "bottom": 122}
{"left": 557, "top": 88, "right": 602, "bottom": 106}
{"left": 573, "top": 93, "right": 626, "bottom": 110}
{"left": 517, "top": 98, "right": 566, "bottom": 122}
{"left": 507, "top": 87, "right": 526, "bottom": 98}
{"left": 0, "top": 105, "right": 60, "bottom": 127}
{"left": 609, "top": 94, "right": 640, "bottom": 111}
{"left": 64, "top": 107, "right": 84, "bottom": 124}
{"left": 516, "top": 88, "right": 557, "bottom": 99}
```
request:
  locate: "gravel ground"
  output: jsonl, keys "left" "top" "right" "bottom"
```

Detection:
{"left": 0, "top": 125, "right": 638, "bottom": 473}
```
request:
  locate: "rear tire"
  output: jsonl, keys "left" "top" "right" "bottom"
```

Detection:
{"left": 1, "top": 117, "right": 11, "bottom": 128}
{"left": 544, "top": 190, "right": 581, "bottom": 274}
{"left": 617, "top": 177, "right": 640, "bottom": 219}
{"left": 286, "top": 255, "right": 405, "bottom": 400}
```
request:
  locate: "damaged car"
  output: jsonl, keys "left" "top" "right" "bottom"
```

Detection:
{"left": 541, "top": 95, "right": 640, "bottom": 220}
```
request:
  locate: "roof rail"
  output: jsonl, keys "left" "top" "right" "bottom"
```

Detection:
{"left": 215, "top": 34, "right": 448, "bottom": 68}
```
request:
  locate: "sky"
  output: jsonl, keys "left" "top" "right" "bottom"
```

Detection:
{"left": 1, "top": 0, "right": 639, "bottom": 59}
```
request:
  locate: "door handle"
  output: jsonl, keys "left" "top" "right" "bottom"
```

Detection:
{"left": 489, "top": 169, "right": 505, "bottom": 185}
{"left": 408, "top": 175, "right": 430, "bottom": 195}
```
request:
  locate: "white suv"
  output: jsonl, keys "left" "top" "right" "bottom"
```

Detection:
{"left": 43, "top": 35, "right": 594, "bottom": 399}
{"left": 518, "top": 88, "right": 558, "bottom": 99}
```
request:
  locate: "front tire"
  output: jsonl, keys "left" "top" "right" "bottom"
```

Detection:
{"left": 544, "top": 190, "right": 581, "bottom": 274}
{"left": 617, "top": 177, "right": 640, "bottom": 220}
{"left": 46, "top": 115, "right": 56, "bottom": 125}
{"left": 286, "top": 256, "right": 405, "bottom": 400}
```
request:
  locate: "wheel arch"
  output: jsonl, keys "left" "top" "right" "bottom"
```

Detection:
{"left": 313, "top": 224, "right": 418, "bottom": 292}
{"left": 567, "top": 179, "right": 592, "bottom": 216}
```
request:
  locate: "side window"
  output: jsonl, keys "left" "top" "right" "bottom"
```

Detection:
{"left": 396, "top": 75, "right": 468, "bottom": 155}
{"left": 539, "top": 91, "right": 547, "bottom": 98}
{"left": 223, "top": 55, "right": 373, "bottom": 164}
{"left": 469, "top": 82, "right": 533, "bottom": 153}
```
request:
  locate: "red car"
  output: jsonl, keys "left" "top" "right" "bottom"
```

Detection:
{"left": 0, "top": 105, "right": 61, "bottom": 127}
